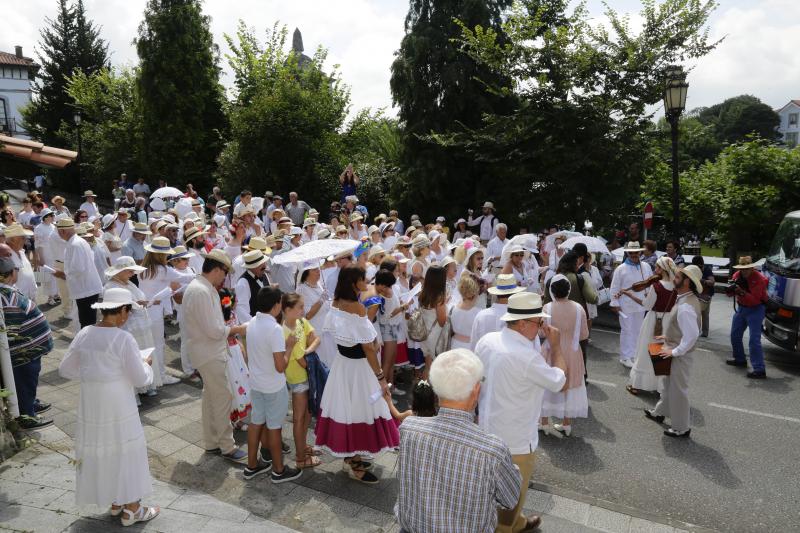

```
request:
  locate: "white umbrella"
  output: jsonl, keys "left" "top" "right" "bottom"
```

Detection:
{"left": 174, "top": 197, "right": 193, "bottom": 219}
{"left": 149, "top": 197, "right": 166, "bottom": 212}
{"left": 544, "top": 231, "right": 582, "bottom": 252}
{"left": 271, "top": 239, "right": 360, "bottom": 265}
{"left": 559, "top": 235, "right": 609, "bottom": 254}
{"left": 150, "top": 186, "right": 184, "bottom": 199}
{"left": 500, "top": 234, "right": 539, "bottom": 264}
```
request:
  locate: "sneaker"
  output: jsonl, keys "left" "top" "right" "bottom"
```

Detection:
{"left": 260, "top": 447, "right": 272, "bottom": 464}
{"left": 243, "top": 463, "right": 271, "bottom": 480}
{"left": 746, "top": 371, "right": 767, "bottom": 379}
{"left": 18, "top": 416, "right": 53, "bottom": 430}
{"left": 34, "top": 401, "right": 52, "bottom": 414}
{"left": 620, "top": 359, "right": 634, "bottom": 368}
{"left": 145, "top": 389, "right": 158, "bottom": 397}
{"left": 222, "top": 447, "right": 248, "bottom": 463}
{"left": 271, "top": 465, "right": 302, "bottom": 484}
{"left": 47, "top": 297, "right": 58, "bottom": 306}
{"left": 553, "top": 423, "right": 572, "bottom": 437}
{"left": 161, "top": 374, "right": 181, "bottom": 385}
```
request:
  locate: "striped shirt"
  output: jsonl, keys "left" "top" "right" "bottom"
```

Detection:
{"left": 395, "top": 408, "right": 520, "bottom": 533}
{"left": 0, "top": 285, "right": 53, "bottom": 367}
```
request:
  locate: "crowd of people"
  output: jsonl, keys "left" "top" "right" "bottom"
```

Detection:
{"left": 0, "top": 173, "right": 770, "bottom": 531}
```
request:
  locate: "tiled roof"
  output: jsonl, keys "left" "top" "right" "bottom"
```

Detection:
{"left": 0, "top": 135, "right": 77, "bottom": 169}
{"left": 0, "top": 51, "right": 36, "bottom": 67}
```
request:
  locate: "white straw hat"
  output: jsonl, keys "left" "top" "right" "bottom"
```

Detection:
{"left": 91, "top": 287, "right": 142, "bottom": 310}
{"left": 500, "top": 292, "right": 549, "bottom": 321}
{"left": 144, "top": 236, "right": 174, "bottom": 255}
{"left": 105, "top": 256, "right": 146, "bottom": 278}
{"left": 488, "top": 273, "right": 526, "bottom": 296}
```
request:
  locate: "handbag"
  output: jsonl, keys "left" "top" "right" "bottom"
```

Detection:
{"left": 648, "top": 343, "right": 672, "bottom": 376}
{"left": 596, "top": 287, "right": 611, "bottom": 306}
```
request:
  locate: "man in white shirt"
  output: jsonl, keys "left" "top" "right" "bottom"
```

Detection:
{"left": 235, "top": 250, "right": 269, "bottom": 324}
{"left": 646, "top": 265, "right": 702, "bottom": 438}
{"left": 466, "top": 201, "right": 499, "bottom": 245}
{"left": 181, "top": 249, "right": 248, "bottom": 462}
{"left": 53, "top": 218, "right": 103, "bottom": 328}
{"left": 285, "top": 192, "right": 310, "bottom": 226}
{"left": 4, "top": 224, "right": 37, "bottom": 302}
{"left": 132, "top": 178, "right": 151, "bottom": 197}
{"left": 321, "top": 249, "right": 354, "bottom": 296}
{"left": 33, "top": 209, "right": 59, "bottom": 305}
{"left": 269, "top": 237, "right": 297, "bottom": 293}
{"left": 475, "top": 291, "right": 567, "bottom": 533}
{"left": 78, "top": 191, "right": 99, "bottom": 219}
{"left": 609, "top": 241, "right": 653, "bottom": 368}
{"left": 470, "top": 274, "right": 524, "bottom": 350}
{"left": 486, "top": 223, "right": 509, "bottom": 270}
{"left": 114, "top": 209, "right": 134, "bottom": 242}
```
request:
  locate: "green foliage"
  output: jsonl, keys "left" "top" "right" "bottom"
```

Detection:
{"left": 390, "top": 0, "right": 516, "bottom": 220}
{"left": 695, "top": 95, "right": 780, "bottom": 145}
{"left": 437, "top": 0, "right": 719, "bottom": 232}
{"left": 57, "top": 68, "right": 143, "bottom": 192}
{"left": 136, "top": 0, "right": 227, "bottom": 191}
{"left": 217, "top": 23, "right": 350, "bottom": 207}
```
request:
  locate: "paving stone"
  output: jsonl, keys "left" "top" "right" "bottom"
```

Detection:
{"left": 143, "top": 424, "right": 168, "bottom": 442}
{"left": 353, "top": 505, "right": 395, "bottom": 528}
{"left": 137, "top": 507, "right": 212, "bottom": 532}
{"left": 547, "top": 493, "right": 592, "bottom": 525}
{"left": 198, "top": 517, "right": 296, "bottom": 533}
{"left": 20, "top": 485, "right": 69, "bottom": 509}
{"left": 43, "top": 489, "right": 83, "bottom": 515}
{"left": 629, "top": 517, "right": 676, "bottom": 533}
{"left": 62, "top": 516, "right": 131, "bottom": 532}
{"left": 0, "top": 503, "right": 77, "bottom": 533}
{"left": 169, "top": 420, "right": 204, "bottom": 444}
{"left": 167, "top": 443, "right": 206, "bottom": 465}
{"left": 0, "top": 462, "right": 51, "bottom": 483}
{"left": 148, "top": 433, "right": 191, "bottom": 457}
{"left": 153, "top": 414, "right": 196, "bottom": 433}
{"left": 587, "top": 505, "right": 633, "bottom": 532}
{"left": 36, "top": 464, "right": 77, "bottom": 490}
{"left": 524, "top": 488, "right": 555, "bottom": 514}
{"left": 0, "top": 480, "right": 40, "bottom": 503}
{"left": 168, "top": 490, "right": 250, "bottom": 522}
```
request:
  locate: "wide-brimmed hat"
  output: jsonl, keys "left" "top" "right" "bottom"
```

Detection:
{"left": 92, "top": 287, "right": 141, "bottom": 310}
{"left": 482, "top": 201, "right": 495, "bottom": 210}
{"left": 500, "top": 292, "right": 549, "bottom": 321}
{"left": 56, "top": 218, "right": 75, "bottom": 229}
{"left": 239, "top": 206, "right": 257, "bottom": 216}
{"left": 368, "top": 244, "right": 386, "bottom": 260}
{"left": 488, "top": 273, "right": 526, "bottom": 296}
{"left": 168, "top": 245, "right": 195, "bottom": 261}
{"left": 349, "top": 212, "right": 364, "bottom": 223}
{"left": 412, "top": 234, "right": 431, "bottom": 250}
{"left": 132, "top": 222, "right": 151, "bottom": 235}
{"left": 395, "top": 235, "right": 412, "bottom": 248}
{"left": 242, "top": 249, "right": 268, "bottom": 270}
{"left": 83, "top": 190, "right": 96, "bottom": 197}
{"left": 303, "top": 218, "right": 317, "bottom": 228}
{"left": 201, "top": 248, "right": 233, "bottom": 270}
{"left": 40, "top": 208, "right": 54, "bottom": 220}
{"left": 183, "top": 226, "right": 206, "bottom": 244}
{"left": 3, "top": 224, "right": 33, "bottom": 238}
{"left": 105, "top": 255, "right": 146, "bottom": 278}
{"left": 308, "top": 208, "right": 319, "bottom": 217}
{"left": 368, "top": 224, "right": 380, "bottom": 235}
{"left": 732, "top": 256, "right": 759, "bottom": 269}
{"left": 116, "top": 208, "right": 130, "bottom": 216}
{"left": 278, "top": 216, "right": 292, "bottom": 225}
{"left": 101, "top": 213, "right": 117, "bottom": 230}
{"left": 301, "top": 258, "right": 323, "bottom": 272}
{"left": 436, "top": 216, "right": 446, "bottom": 223}
{"left": 374, "top": 213, "right": 387, "bottom": 224}
{"left": 288, "top": 226, "right": 303, "bottom": 237}
{"left": 216, "top": 200, "right": 230, "bottom": 210}
{"left": 440, "top": 256, "right": 457, "bottom": 269}
{"left": 317, "top": 228, "right": 331, "bottom": 240}
{"left": 144, "top": 236, "right": 174, "bottom": 255}
{"left": 246, "top": 237, "right": 270, "bottom": 252}
{"left": 455, "top": 218, "right": 467, "bottom": 227}
{"left": 623, "top": 241, "right": 645, "bottom": 253}
{"left": 393, "top": 252, "right": 410, "bottom": 265}
{"left": 680, "top": 264, "right": 704, "bottom": 293}
{"left": 335, "top": 225, "right": 348, "bottom": 235}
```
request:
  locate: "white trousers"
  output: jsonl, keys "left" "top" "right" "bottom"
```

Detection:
{"left": 653, "top": 353, "right": 693, "bottom": 433}
{"left": 149, "top": 313, "right": 166, "bottom": 387}
{"left": 619, "top": 311, "right": 645, "bottom": 361}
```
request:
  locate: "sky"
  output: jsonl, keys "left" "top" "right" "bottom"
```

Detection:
{"left": 2, "top": 0, "right": 799, "bottom": 118}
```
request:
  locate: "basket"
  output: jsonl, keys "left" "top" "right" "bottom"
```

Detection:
{"left": 648, "top": 343, "right": 672, "bottom": 376}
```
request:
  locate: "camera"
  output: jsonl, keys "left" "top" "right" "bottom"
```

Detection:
{"left": 725, "top": 276, "right": 748, "bottom": 296}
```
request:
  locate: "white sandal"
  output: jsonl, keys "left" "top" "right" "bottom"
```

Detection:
{"left": 110, "top": 504, "right": 123, "bottom": 517}
{"left": 121, "top": 505, "right": 160, "bottom": 527}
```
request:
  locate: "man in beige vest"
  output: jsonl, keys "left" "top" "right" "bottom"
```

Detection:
{"left": 644, "top": 265, "right": 703, "bottom": 438}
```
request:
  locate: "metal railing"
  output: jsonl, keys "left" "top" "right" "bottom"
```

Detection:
{"left": 0, "top": 117, "right": 20, "bottom": 135}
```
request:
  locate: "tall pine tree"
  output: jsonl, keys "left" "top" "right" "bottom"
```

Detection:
{"left": 390, "top": 0, "right": 515, "bottom": 220}
{"left": 23, "top": 0, "right": 108, "bottom": 146}
{"left": 136, "top": 0, "right": 227, "bottom": 190}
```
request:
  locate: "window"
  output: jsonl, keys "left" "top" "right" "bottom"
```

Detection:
{"left": 0, "top": 98, "right": 8, "bottom": 132}
{"left": 789, "top": 113, "right": 799, "bottom": 127}
{"left": 787, "top": 132, "right": 799, "bottom": 148}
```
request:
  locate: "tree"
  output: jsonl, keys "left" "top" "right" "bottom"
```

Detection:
{"left": 58, "top": 68, "right": 143, "bottom": 192}
{"left": 696, "top": 95, "right": 780, "bottom": 145}
{"left": 217, "top": 23, "right": 349, "bottom": 206}
{"left": 22, "top": 0, "right": 108, "bottom": 147}
{"left": 136, "top": 0, "right": 227, "bottom": 191}
{"left": 390, "top": 0, "right": 515, "bottom": 221}
{"left": 436, "top": 0, "right": 720, "bottom": 232}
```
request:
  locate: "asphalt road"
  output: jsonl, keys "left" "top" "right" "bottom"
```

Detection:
{"left": 533, "top": 297, "right": 800, "bottom": 532}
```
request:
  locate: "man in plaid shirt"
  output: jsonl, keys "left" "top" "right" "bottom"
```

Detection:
{"left": 395, "top": 349, "right": 521, "bottom": 533}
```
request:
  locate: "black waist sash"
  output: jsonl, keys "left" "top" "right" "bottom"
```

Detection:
{"left": 337, "top": 344, "right": 366, "bottom": 359}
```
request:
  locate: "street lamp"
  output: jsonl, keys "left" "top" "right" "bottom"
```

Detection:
{"left": 663, "top": 65, "right": 688, "bottom": 240}
{"left": 73, "top": 111, "right": 83, "bottom": 191}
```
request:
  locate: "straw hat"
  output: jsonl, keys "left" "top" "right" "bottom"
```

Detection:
{"left": 83, "top": 190, "right": 96, "bottom": 197}
{"left": 335, "top": 225, "right": 348, "bottom": 235}
{"left": 500, "top": 292, "right": 549, "bottom": 321}
{"left": 732, "top": 256, "right": 759, "bottom": 269}
{"left": 101, "top": 213, "right": 117, "bottom": 230}
{"left": 623, "top": 241, "right": 645, "bottom": 253}
{"left": 368, "top": 244, "right": 386, "bottom": 260}
{"left": 392, "top": 252, "right": 410, "bottom": 265}
{"left": 242, "top": 249, "right": 268, "bottom": 270}
{"left": 3, "top": 224, "right": 33, "bottom": 238}
{"left": 680, "top": 264, "right": 704, "bottom": 293}
{"left": 440, "top": 256, "right": 457, "bottom": 269}
{"left": 278, "top": 216, "right": 292, "bottom": 225}
{"left": 91, "top": 287, "right": 141, "bottom": 310}
{"left": 349, "top": 212, "right": 364, "bottom": 223}
{"left": 201, "top": 248, "right": 233, "bottom": 270}
{"left": 117, "top": 208, "right": 130, "bottom": 216}
{"left": 368, "top": 225, "right": 380, "bottom": 235}
{"left": 132, "top": 222, "right": 152, "bottom": 235}
{"left": 246, "top": 237, "right": 270, "bottom": 252}
{"left": 411, "top": 234, "right": 431, "bottom": 250}
{"left": 482, "top": 201, "right": 495, "bottom": 210}
{"left": 317, "top": 228, "right": 331, "bottom": 240}
{"left": 168, "top": 245, "right": 195, "bottom": 261}
{"left": 183, "top": 226, "right": 206, "bottom": 244}
{"left": 303, "top": 218, "right": 317, "bottom": 228}
{"left": 216, "top": 200, "right": 230, "bottom": 210}
{"left": 395, "top": 236, "right": 412, "bottom": 248}
{"left": 105, "top": 256, "right": 146, "bottom": 278}
{"left": 488, "top": 273, "right": 526, "bottom": 296}
{"left": 40, "top": 208, "right": 54, "bottom": 220}
{"left": 144, "top": 236, "right": 174, "bottom": 255}
{"left": 56, "top": 218, "right": 75, "bottom": 229}
{"left": 76, "top": 223, "right": 92, "bottom": 236}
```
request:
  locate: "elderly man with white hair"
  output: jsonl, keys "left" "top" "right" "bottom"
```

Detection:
{"left": 485, "top": 222, "right": 509, "bottom": 271}
{"left": 475, "top": 292, "right": 568, "bottom": 533}
{"left": 395, "top": 348, "right": 521, "bottom": 533}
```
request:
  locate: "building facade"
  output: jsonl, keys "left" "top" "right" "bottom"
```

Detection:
{"left": 0, "top": 46, "right": 38, "bottom": 140}
{"left": 776, "top": 100, "right": 800, "bottom": 148}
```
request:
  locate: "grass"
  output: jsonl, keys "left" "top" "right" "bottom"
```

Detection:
{"left": 701, "top": 245, "right": 724, "bottom": 257}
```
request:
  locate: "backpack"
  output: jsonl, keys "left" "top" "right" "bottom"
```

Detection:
{"left": 407, "top": 308, "right": 432, "bottom": 342}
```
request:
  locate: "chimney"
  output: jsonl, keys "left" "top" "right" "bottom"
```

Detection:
{"left": 15, "top": 46, "right": 23, "bottom": 58}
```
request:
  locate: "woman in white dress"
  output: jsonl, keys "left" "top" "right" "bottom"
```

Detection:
{"left": 104, "top": 256, "right": 156, "bottom": 400}
{"left": 58, "top": 288, "right": 160, "bottom": 526}
{"left": 501, "top": 244, "right": 537, "bottom": 292}
{"left": 460, "top": 246, "right": 489, "bottom": 309}
{"left": 409, "top": 235, "right": 431, "bottom": 289}
{"left": 298, "top": 261, "right": 335, "bottom": 367}
{"left": 627, "top": 256, "right": 678, "bottom": 395}
{"left": 167, "top": 246, "right": 197, "bottom": 377}
{"left": 137, "top": 237, "right": 181, "bottom": 391}
{"left": 450, "top": 275, "right": 481, "bottom": 350}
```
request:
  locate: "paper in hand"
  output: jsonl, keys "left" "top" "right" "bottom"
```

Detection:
{"left": 149, "top": 286, "right": 173, "bottom": 305}
{"left": 40, "top": 265, "right": 56, "bottom": 274}
{"left": 369, "top": 389, "right": 383, "bottom": 404}
{"left": 400, "top": 283, "right": 422, "bottom": 305}
{"left": 139, "top": 347, "right": 155, "bottom": 361}
{"left": 618, "top": 311, "right": 629, "bottom": 319}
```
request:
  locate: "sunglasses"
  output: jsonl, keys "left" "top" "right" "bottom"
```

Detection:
{"left": 79, "top": 215, "right": 88, "bottom": 219}
{"left": 511, "top": 253, "right": 524, "bottom": 257}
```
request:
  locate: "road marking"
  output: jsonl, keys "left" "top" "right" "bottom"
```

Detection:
{"left": 588, "top": 379, "right": 618, "bottom": 388}
{"left": 707, "top": 402, "right": 800, "bottom": 424}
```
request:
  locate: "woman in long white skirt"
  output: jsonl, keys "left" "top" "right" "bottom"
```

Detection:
{"left": 58, "top": 288, "right": 160, "bottom": 526}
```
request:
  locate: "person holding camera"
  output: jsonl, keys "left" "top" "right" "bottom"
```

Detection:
{"left": 726, "top": 256, "right": 768, "bottom": 379}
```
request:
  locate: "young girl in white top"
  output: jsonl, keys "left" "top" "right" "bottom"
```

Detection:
{"left": 450, "top": 276, "right": 481, "bottom": 350}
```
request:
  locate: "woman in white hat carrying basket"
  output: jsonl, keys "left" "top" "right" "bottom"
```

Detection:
{"left": 58, "top": 287, "right": 160, "bottom": 526}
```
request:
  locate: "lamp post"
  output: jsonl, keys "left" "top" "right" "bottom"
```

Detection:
{"left": 73, "top": 111, "right": 83, "bottom": 191}
{"left": 663, "top": 65, "right": 688, "bottom": 240}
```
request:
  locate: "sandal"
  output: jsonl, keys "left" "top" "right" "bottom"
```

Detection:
{"left": 110, "top": 504, "right": 123, "bottom": 517}
{"left": 121, "top": 505, "right": 160, "bottom": 527}
{"left": 347, "top": 464, "right": 379, "bottom": 485}
{"left": 625, "top": 384, "right": 640, "bottom": 396}
{"left": 344, "top": 458, "right": 374, "bottom": 471}
{"left": 305, "top": 446, "right": 323, "bottom": 457}
{"left": 296, "top": 455, "right": 321, "bottom": 469}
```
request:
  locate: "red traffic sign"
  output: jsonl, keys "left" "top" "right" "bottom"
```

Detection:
{"left": 643, "top": 201, "right": 654, "bottom": 230}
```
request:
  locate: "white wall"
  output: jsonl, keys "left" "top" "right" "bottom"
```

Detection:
{"left": 777, "top": 101, "right": 800, "bottom": 147}
{"left": 0, "top": 65, "right": 33, "bottom": 139}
